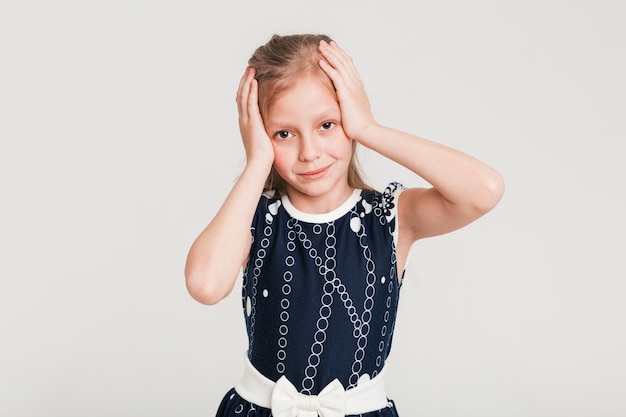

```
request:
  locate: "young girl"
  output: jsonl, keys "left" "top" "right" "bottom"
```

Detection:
{"left": 185, "top": 34, "right": 504, "bottom": 417}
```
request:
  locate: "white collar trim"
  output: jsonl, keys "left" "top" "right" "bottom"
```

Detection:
{"left": 280, "top": 189, "right": 362, "bottom": 223}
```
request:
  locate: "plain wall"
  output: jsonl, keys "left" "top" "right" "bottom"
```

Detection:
{"left": 1, "top": 1, "right": 624, "bottom": 416}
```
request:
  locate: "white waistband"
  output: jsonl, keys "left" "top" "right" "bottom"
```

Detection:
{"left": 234, "top": 353, "right": 389, "bottom": 416}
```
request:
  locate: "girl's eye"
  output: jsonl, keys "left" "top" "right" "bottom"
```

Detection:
{"left": 275, "top": 130, "right": 293, "bottom": 140}
{"left": 320, "top": 121, "right": 335, "bottom": 130}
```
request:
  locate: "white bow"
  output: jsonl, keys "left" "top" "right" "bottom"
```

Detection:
{"left": 271, "top": 376, "right": 346, "bottom": 417}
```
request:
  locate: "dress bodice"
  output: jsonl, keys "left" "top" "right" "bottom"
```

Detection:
{"left": 242, "top": 183, "right": 405, "bottom": 395}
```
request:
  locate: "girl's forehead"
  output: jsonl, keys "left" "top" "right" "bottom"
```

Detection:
{"left": 285, "top": 75, "right": 333, "bottom": 94}
{"left": 267, "top": 82, "right": 340, "bottom": 125}
{"left": 270, "top": 77, "right": 337, "bottom": 109}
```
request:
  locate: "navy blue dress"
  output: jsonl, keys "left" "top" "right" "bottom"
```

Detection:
{"left": 216, "top": 183, "right": 405, "bottom": 417}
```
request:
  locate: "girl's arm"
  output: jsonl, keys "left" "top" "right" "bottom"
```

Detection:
{"left": 353, "top": 126, "right": 504, "bottom": 241}
{"left": 319, "top": 41, "right": 504, "bottom": 244}
{"left": 185, "top": 67, "right": 273, "bottom": 305}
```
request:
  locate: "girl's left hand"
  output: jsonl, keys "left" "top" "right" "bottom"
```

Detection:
{"left": 318, "top": 40, "right": 377, "bottom": 142}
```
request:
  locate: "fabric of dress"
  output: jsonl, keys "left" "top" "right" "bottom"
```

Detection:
{"left": 215, "top": 183, "right": 406, "bottom": 417}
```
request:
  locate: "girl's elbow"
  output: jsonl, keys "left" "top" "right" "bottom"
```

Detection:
{"left": 477, "top": 171, "right": 505, "bottom": 213}
{"left": 185, "top": 269, "right": 233, "bottom": 306}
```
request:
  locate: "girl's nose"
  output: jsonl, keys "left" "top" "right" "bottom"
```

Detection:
{"left": 298, "top": 136, "right": 321, "bottom": 162}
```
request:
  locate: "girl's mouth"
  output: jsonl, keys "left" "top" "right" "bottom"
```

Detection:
{"left": 300, "top": 165, "right": 330, "bottom": 179}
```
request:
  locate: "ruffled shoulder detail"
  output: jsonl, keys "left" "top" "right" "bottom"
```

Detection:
{"left": 381, "top": 182, "right": 406, "bottom": 222}
{"left": 381, "top": 182, "right": 406, "bottom": 245}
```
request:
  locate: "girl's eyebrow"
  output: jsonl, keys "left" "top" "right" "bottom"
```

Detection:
{"left": 267, "top": 108, "right": 340, "bottom": 127}
{"left": 316, "top": 108, "right": 341, "bottom": 120}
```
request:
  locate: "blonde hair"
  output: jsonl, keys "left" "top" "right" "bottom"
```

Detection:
{"left": 248, "top": 33, "right": 371, "bottom": 195}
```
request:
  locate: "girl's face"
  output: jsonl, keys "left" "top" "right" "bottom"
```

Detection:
{"left": 265, "top": 76, "right": 353, "bottom": 213}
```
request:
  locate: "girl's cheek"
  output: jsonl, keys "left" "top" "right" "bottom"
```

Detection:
{"left": 271, "top": 146, "right": 288, "bottom": 167}
{"left": 271, "top": 140, "right": 285, "bottom": 155}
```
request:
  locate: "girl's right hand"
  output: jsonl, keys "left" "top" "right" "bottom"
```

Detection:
{"left": 236, "top": 67, "right": 274, "bottom": 168}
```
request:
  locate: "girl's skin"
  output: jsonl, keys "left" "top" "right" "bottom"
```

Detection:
{"left": 185, "top": 40, "right": 504, "bottom": 306}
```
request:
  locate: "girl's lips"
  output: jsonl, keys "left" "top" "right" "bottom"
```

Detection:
{"left": 300, "top": 165, "right": 330, "bottom": 179}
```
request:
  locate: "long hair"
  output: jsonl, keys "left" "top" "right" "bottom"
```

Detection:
{"left": 248, "top": 34, "right": 372, "bottom": 195}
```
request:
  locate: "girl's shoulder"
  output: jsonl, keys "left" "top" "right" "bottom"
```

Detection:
{"left": 361, "top": 182, "right": 406, "bottom": 203}
{"left": 255, "top": 190, "right": 281, "bottom": 216}
{"left": 382, "top": 181, "right": 407, "bottom": 197}
{"left": 358, "top": 182, "right": 407, "bottom": 223}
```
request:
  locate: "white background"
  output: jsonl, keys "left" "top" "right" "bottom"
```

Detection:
{"left": 1, "top": 1, "right": 625, "bottom": 416}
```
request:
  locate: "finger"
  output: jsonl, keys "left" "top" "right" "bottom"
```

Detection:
{"left": 247, "top": 76, "right": 262, "bottom": 123}
{"left": 236, "top": 67, "right": 249, "bottom": 116}
{"left": 237, "top": 67, "right": 251, "bottom": 100}
{"left": 319, "top": 53, "right": 360, "bottom": 100}
{"left": 237, "top": 67, "right": 249, "bottom": 96}
{"left": 319, "top": 41, "right": 360, "bottom": 81}
{"left": 318, "top": 58, "right": 343, "bottom": 89}
{"left": 237, "top": 67, "right": 255, "bottom": 120}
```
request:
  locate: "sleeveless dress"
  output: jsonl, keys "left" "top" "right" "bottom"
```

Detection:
{"left": 216, "top": 183, "right": 406, "bottom": 417}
